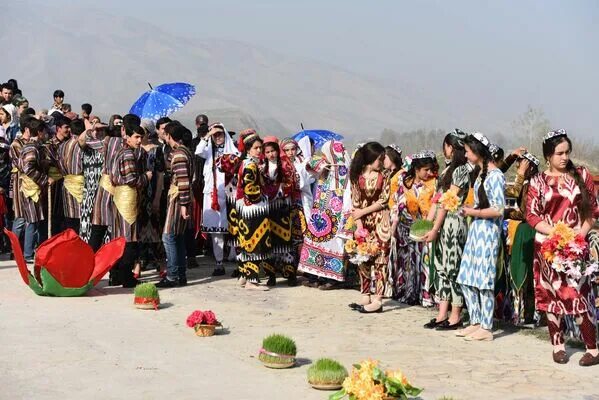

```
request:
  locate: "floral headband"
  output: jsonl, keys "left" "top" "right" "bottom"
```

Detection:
{"left": 488, "top": 143, "right": 500, "bottom": 157}
{"left": 521, "top": 152, "right": 540, "bottom": 166}
{"left": 388, "top": 144, "right": 402, "bottom": 157}
{"left": 543, "top": 129, "right": 567, "bottom": 143}
{"left": 470, "top": 131, "right": 491, "bottom": 149}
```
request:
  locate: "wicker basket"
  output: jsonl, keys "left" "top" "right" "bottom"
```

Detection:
{"left": 194, "top": 324, "right": 216, "bottom": 337}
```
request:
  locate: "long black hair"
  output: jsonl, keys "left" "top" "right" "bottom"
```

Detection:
{"left": 464, "top": 135, "right": 493, "bottom": 209}
{"left": 263, "top": 141, "right": 283, "bottom": 184}
{"left": 543, "top": 135, "right": 593, "bottom": 222}
{"left": 350, "top": 141, "right": 385, "bottom": 184}
{"left": 403, "top": 157, "right": 438, "bottom": 189}
{"left": 439, "top": 133, "right": 467, "bottom": 191}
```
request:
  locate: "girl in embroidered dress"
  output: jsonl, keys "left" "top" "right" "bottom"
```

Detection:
{"left": 382, "top": 145, "right": 403, "bottom": 297}
{"left": 234, "top": 130, "right": 271, "bottom": 291}
{"left": 422, "top": 130, "right": 470, "bottom": 330}
{"left": 390, "top": 150, "right": 438, "bottom": 305}
{"left": 456, "top": 132, "right": 505, "bottom": 341}
{"left": 526, "top": 130, "right": 599, "bottom": 366}
{"left": 347, "top": 142, "right": 391, "bottom": 313}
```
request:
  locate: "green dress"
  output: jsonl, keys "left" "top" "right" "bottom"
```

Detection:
{"left": 432, "top": 164, "right": 470, "bottom": 306}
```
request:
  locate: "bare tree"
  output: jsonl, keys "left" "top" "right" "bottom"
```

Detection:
{"left": 510, "top": 105, "right": 551, "bottom": 156}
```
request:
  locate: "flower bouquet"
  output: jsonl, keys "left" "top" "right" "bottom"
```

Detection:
{"left": 540, "top": 222, "right": 598, "bottom": 285}
{"left": 259, "top": 334, "right": 297, "bottom": 369}
{"left": 307, "top": 358, "right": 348, "bottom": 390}
{"left": 329, "top": 359, "right": 422, "bottom": 400}
{"left": 133, "top": 283, "right": 160, "bottom": 310}
{"left": 186, "top": 310, "right": 222, "bottom": 337}
{"left": 439, "top": 188, "right": 460, "bottom": 213}
{"left": 344, "top": 228, "right": 380, "bottom": 264}
{"left": 409, "top": 219, "right": 433, "bottom": 242}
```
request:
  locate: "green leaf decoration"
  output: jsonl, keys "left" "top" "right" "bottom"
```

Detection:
{"left": 39, "top": 268, "right": 92, "bottom": 296}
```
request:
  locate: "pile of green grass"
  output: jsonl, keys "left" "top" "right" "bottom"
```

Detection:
{"left": 307, "top": 358, "right": 348, "bottom": 385}
{"left": 133, "top": 282, "right": 159, "bottom": 299}
{"left": 410, "top": 219, "right": 434, "bottom": 239}
{"left": 259, "top": 334, "right": 297, "bottom": 364}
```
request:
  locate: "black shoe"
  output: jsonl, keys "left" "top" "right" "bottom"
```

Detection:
{"left": 178, "top": 277, "right": 188, "bottom": 287}
{"left": 424, "top": 318, "right": 447, "bottom": 329}
{"left": 187, "top": 258, "right": 198, "bottom": 269}
{"left": 357, "top": 305, "right": 383, "bottom": 314}
{"left": 156, "top": 278, "right": 178, "bottom": 288}
{"left": 108, "top": 274, "right": 122, "bottom": 286}
{"left": 212, "top": 267, "right": 225, "bottom": 276}
{"left": 287, "top": 277, "right": 298, "bottom": 287}
{"left": 435, "top": 320, "right": 463, "bottom": 331}
{"left": 266, "top": 275, "right": 276, "bottom": 287}
{"left": 348, "top": 303, "right": 362, "bottom": 310}
{"left": 231, "top": 269, "right": 240, "bottom": 278}
{"left": 318, "top": 282, "right": 337, "bottom": 291}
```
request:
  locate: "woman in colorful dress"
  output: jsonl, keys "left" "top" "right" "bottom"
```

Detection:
{"left": 422, "top": 130, "right": 470, "bottom": 330}
{"left": 347, "top": 142, "right": 391, "bottom": 313}
{"left": 261, "top": 137, "right": 299, "bottom": 286}
{"left": 526, "top": 129, "right": 599, "bottom": 366}
{"left": 390, "top": 150, "right": 437, "bottom": 305}
{"left": 382, "top": 144, "right": 403, "bottom": 297}
{"left": 297, "top": 140, "right": 351, "bottom": 289}
{"left": 234, "top": 129, "right": 271, "bottom": 291}
{"left": 456, "top": 132, "right": 505, "bottom": 341}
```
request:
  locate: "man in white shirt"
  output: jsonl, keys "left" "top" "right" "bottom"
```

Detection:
{"left": 48, "top": 89, "right": 65, "bottom": 115}
{"left": 0, "top": 84, "right": 18, "bottom": 128}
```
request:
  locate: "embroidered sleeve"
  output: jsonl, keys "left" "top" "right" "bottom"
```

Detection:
{"left": 242, "top": 162, "right": 262, "bottom": 205}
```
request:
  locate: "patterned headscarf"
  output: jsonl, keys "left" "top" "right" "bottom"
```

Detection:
{"left": 321, "top": 140, "right": 350, "bottom": 190}
{"left": 238, "top": 129, "right": 259, "bottom": 153}
{"left": 279, "top": 138, "right": 302, "bottom": 161}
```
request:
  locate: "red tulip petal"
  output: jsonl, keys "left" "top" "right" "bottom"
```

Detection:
{"left": 91, "top": 237, "right": 126, "bottom": 285}
{"left": 4, "top": 228, "right": 30, "bottom": 285}
{"left": 36, "top": 229, "right": 95, "bottom": 288}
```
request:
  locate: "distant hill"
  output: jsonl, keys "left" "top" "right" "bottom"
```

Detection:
{"left": 0, "top": 2, "right": 509, "bottom": 138}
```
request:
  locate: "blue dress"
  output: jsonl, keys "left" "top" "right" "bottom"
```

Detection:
{"left": 457, "top": 168, "right": 505, "bottom": 290}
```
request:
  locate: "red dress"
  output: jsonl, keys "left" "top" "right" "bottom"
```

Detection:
{"left": 526, "top": 167, "right": 599, "bottom": 315}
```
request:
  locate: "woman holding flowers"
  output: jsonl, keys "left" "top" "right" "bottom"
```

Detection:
{"left": 347, "top": 142, "right": 391, "bottom": 313}
{"left": 456, "top": 132, "right": 505, "bottom": 341}
{"left": 422, "top": 130, "right": 470, "bottom": 330}
{"left": 390, "top": 150, "right": 438, "bottom": 305}
{"left": 526, "top": 129, "right": 599, "bottom": 366}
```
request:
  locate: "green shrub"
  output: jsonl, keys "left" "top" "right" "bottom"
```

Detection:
{"left": 307, "top": 358, "right": 348, "bottom": 384}
{"left": 134, "top": 283, "right": 159, "bottom": 299}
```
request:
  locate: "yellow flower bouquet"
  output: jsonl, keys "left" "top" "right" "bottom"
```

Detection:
{"left": 329, "top": 359, "right": 422, "bottom": 400}
{"left": 439, "top": 188, "right": 460, "bottom": 213}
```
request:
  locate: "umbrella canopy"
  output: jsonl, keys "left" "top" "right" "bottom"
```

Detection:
{"left": 291, "top": 129, "right": 344, "bottom": 151}
{"left": 129, "top": 82, "right": 196, "bottom": 121}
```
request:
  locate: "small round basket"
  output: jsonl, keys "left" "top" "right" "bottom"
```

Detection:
{"left": 194, "top": 324, "right": 216, "bottom": 337}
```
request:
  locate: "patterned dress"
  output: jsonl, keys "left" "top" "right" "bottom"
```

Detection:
{"left": 457, "top": 168, "right": 505, "bottom": 330}
{"left": 138, "top": 146, "right": 165, "bottom": 261}
{"left": 235, "top": 157, "right": 271, "bottom": 282}
{"left": 431, "top": 165, "right": 470, "bottom": 306}
{"left": 526, "top": 168, "right": 598, "bottom": 316}
{"left": 390, "top": 176, "right": 436, "bottom": 305}
{"left": 297, "top": 141, "right": 350, "bottom": 282}
{"left": 90, "top": 136, "right": 123, "bottom": 227}
{"left": 352, "top": 172, "right": 391, "bottom": 296}
{"left": 80, "top": 144, "right": 104, "bottom": 242}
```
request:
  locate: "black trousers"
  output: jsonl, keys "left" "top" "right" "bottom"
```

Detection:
{"left": 89, "top": 224, "right": 108, "bottom": 252}
{"left": 110, "top": 242, "right": 138, "bottom": 286}
{"left": 62, "top": 218, "right": 80, "bottom": 235}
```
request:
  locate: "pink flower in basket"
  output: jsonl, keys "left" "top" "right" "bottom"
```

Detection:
{"left": 186, "top": 310, "right": 221, "bottom": 328}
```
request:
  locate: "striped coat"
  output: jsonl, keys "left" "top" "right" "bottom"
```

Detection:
{"left": 110, "top": 144, "right": 148, "bottom": 242}
{"left": 58, "top": 136, "right": 83, "bottom": 218}
{"left": 18, "top": 143, "right": 48, "bottom": 223}
{"left": 163, "top": 145, "right": 193, "bottom": 235}
{"left": 89, "top": 136, "right": 123, "bottom": 226}
{"left": 9, "top": 137, "right": 27, "bottom": 219}
{"left": 44, "top": 136, "right": 66, "bottom": 218}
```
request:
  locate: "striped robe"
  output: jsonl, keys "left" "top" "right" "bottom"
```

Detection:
{"left": 18, "top": 143, "right": 48, "bottom": 223}
{"left": 163, "top": 145, "right": 193, "bottom": 235}
{"left": 44, "top": 136, "right": 66, "bottom": 219}
{"left": 58, "top": 136, "right": 83, "bottom": 218}
{"left": 110, "top": 144, "right": 148, "bottom": 242}
{"left": 90, "top": 136, "right": 123, "bottom": 226}
{"left": 9, "top": 137, "right": 27, "bottom": 219}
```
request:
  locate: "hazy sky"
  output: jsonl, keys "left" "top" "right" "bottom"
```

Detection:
{"left": 25, "top": 0, "right": 599, "bottom": 138}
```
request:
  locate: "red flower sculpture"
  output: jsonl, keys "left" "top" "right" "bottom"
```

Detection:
{"left": 5, "top": 228, "right": 125, "bottom": 296}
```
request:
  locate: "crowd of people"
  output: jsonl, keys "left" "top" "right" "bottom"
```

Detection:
{"left": 1, "top": 79, "right": 598, "bottom": 366}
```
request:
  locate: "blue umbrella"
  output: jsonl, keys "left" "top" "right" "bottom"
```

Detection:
{"left": 129, "top": 82, "right": 196, "bottom": 121}
{"left": 291, "top": 129, "right": 344, "bottom": 150}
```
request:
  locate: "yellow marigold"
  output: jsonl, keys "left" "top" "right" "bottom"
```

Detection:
{"left": 345, "top": 239, "right": 357, "bottom": 253}
{"left": 440, "top": 189, "right": 460, "bottom": 212}
{"left": 386, "top": 369, "right": 410, "bottom": 386}
{"left": 543, "top": 251, "right": 555, "bottom": 263}
{"left": 345, "top": 216, "right": 357, "bottom": 231}
{"left": 357, "top": 242, "right": 370, "bottom": 255}
{"left": 552, "top": 221, "right": 575, "bottom": 247}
{"left": 369, "top": 383, "right": 386, "bottom": 400}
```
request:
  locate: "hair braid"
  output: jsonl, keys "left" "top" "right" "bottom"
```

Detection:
{"left": 477, "top": 158, "right": 490, "bottom": 209}
{"left": 566, "top": 161, "right": 592, "bottom": 222}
